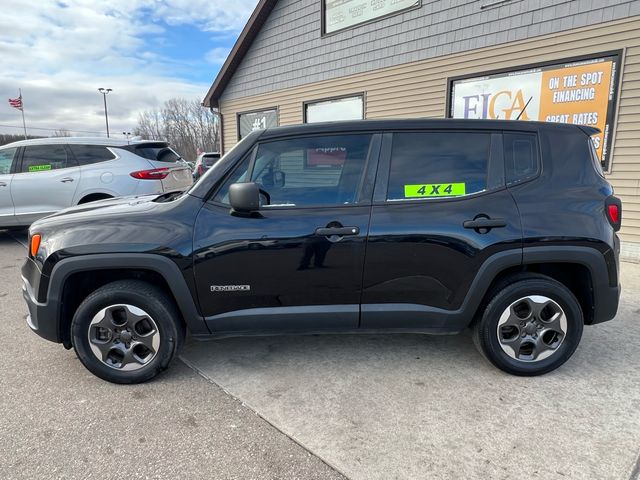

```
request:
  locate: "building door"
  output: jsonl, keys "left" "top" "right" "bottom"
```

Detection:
{"left": 193, "top": 133, "right": 380, "bottom": 333}
{"left": 361, "top": 130, "right": 523, "bottom": 330}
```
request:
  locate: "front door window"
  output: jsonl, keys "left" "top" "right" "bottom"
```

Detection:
{"left": 251, "top": 134, "right": 372, "bottom": 207}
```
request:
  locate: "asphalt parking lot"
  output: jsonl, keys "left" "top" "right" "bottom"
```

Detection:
{"left": 1, "top": 228, "right": 640, "bottom": 480}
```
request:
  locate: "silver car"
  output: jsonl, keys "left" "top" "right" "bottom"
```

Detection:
{"left": 0, "top": 137, "right": 193, "bottom": 227}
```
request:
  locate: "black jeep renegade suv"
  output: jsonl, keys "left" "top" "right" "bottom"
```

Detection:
{"left": 22, "top": 119, "right": 621, "bottom": 383}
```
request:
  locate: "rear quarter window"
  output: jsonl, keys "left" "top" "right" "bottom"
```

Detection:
{"left": 387, "top": 132, "right": 490, "bottom": 200}
{"left": 589, "top": 137, "right": 605, "bottom": 177}
{"left": 69, "top": 145, "right": 116, "bottom": 166}
{"left": 504, "top": 133, "right": 539, "bottom": 185}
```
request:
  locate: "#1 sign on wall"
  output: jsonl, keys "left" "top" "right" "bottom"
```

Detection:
{"left": 449, "top": 53, "right": 621, "bottom": 167}
{"left": 237, "top": 108, "right": 278, "bottom": 140}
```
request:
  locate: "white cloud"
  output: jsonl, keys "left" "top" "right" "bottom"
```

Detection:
{"left": 0, "top": 0, "right": 258, "bottom": 138}
{"left": 150, "top": 0, "right": 257, "bottom": 32}
{"left": 205, "top": 46, "right": 233, "bottom": 65}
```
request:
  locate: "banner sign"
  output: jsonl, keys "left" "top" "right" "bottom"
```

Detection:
{"left": 324, "top": 0, "right": 420, "bottom": 34}
{"left": 449, "top": 53, "right": 621, "bottom": 168}
{"left": 238, "top": 108, "right": 278, "bottom": 140}
{"left": 306, "top": 147, "right": 347, "bottom": 167}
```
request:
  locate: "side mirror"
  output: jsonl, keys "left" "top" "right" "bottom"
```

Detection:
{"left": 229, "top": 182, "right": 261, "bottom": 213}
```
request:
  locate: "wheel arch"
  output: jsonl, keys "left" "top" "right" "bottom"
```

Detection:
{"left": 73, "top": 187, "right": 121, "bottom": 205}
{"left": 471, "top": 246, "right": 616, "bottom": 328}
{"left": 77, "top": 192, "right": 114, "bottom": 204}
{"left": 48, "top": 254, "right": 207, "bottom": 348}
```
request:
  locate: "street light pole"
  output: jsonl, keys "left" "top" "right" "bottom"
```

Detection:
{"left": 97, "top": 88, "right": 112, "bottom": 138}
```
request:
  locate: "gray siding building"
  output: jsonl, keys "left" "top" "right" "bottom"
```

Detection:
{"left": 205, "top": 0, "right": 640, "bottom": 252}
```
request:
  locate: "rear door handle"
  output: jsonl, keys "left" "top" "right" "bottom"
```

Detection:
{"left": 315, "top": 226, "right": 360, "bottom": 236}
{"left": 0, "top": 182, "right": 6, "bottom": 187}
{"left": 60, "top": 177, "right": 75, "bottom": 183}
{"left": 463, "top": 217, "right": 507, "bottom": 230}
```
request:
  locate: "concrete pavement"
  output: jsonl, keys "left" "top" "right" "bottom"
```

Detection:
{"left": 2, "top": 227, "right": 639, "bottom": 479}
{"left": 0, "top": 230, "right": 345, "bottom": 480}
{"left": 182, "top": 266, "right": 640, "bottom": 480}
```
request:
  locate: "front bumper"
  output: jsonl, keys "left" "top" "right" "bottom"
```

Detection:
{"left": 21, "top": 258, "right": 60, "bottom": 344}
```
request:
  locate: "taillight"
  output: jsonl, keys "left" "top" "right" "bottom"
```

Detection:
{"left": 130, "top": 168, "right": 170, "bottom": 180}
{"left": 197, "top": 165, "right": 204, "bottom": 175}
{"left": 605, "top": 196, "right": 622, "bottom": 231}
{"left": 30, "top": 234, "right": 41, "bottom": 257}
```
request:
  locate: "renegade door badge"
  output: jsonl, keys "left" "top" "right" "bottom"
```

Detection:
{"left": 211, "top": 285, "right": 251, "bottom": 292}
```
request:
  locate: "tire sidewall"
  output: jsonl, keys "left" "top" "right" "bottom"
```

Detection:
{"left": 479, "top": 279, "right": 584, "bottom": 376}
{"left": 72, "top": 286, "right": 179, "bottom": 384}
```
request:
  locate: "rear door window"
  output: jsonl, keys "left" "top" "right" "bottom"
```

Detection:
{"left": 387, "top": 132, "right": 490, "bottom": 200}
{"left": 504, "top": 133, "right": 539, "bottom": 185}
{"left": 69, "top": 145, "right": 116, "bottom": 165}
{"left": 20, "top": 145, "right": 76, "bottom": 173}
{"left": 0, "top": 148, "right": 17, "bottom": 174}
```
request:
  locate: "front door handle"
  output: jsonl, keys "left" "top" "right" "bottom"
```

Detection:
{"left": 60, "top": 177, "right": 75, "bottom": 183}
{"left": 315, "top": 226, "right": 360, "bottom": 237}
{"left": 0, "top": 182, "right": 6, "bottom": 187}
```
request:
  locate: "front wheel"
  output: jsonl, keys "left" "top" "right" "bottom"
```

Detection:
{"left": 71, "top": 280, "right": 184, "bottom": 384}
{"left": 473, "top": 275, "right": 583, "bottom": 376}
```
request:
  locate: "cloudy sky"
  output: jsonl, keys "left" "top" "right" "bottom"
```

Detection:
{"left": 0, "top": 0, "right": 258, "bottom": 138}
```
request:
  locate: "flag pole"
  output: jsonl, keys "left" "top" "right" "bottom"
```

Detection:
{"left": 19, "top": 89, "right": 27, "bottom": 139}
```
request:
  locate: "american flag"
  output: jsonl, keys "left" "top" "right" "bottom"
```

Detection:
{"left": 8, "top": 96, "right": 23, "bottom": 111}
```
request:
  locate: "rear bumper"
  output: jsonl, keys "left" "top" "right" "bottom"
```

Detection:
{"left": 592, "top": 283, "right": 621, "bottom": 325}
{"left": 21, "top": 259, "right": 60, "bottom": 344}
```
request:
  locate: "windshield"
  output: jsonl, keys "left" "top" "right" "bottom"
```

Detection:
{"left": 202, "top": 155, "right": 220, "bottom": 167}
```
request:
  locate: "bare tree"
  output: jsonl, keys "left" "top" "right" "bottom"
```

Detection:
{"left": 0, "top": 133, "right": 42, "bottom": 146}
{"left": 134, "top": 98, "right": 220, "bottom": 161}
{"left": 52, "top": 128, "right": 71, "bottom": 137}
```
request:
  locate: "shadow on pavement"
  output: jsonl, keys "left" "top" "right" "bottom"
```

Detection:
{"left": 0, "top": 228, "right": 28, "bottom": 248}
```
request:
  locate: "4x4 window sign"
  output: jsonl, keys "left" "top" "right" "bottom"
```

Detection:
{"left": 404, "top": 183, "right": 466, "bottom": 198}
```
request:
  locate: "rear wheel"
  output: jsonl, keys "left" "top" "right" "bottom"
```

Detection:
{"left": 473, "top": 275, "right": 583, "bottom": 376}
{"left": 71, "top": 280, "right": 184, "bottom": 384}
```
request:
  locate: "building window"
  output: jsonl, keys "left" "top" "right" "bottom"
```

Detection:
{"left": 237, "top": 108, "right": 279, "bottom": 140}
{"left": 447, "top": 51, "right": 622, "bottom": 170}
{"left": 322, "top": 0, "right": 421, "bottom": 35}
{"left": 304, "top": 95, "right": 364, "bottom": 124}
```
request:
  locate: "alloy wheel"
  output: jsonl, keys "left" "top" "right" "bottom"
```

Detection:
{"left": 87, "top": 304, "right": 161, "bottom": 371}
{"left": 496, "top": 295, "right": 567, "bottom": 362}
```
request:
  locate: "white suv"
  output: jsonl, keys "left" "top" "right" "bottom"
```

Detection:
{"left": 0, "top": 137, "right": 193, "bottom": 227}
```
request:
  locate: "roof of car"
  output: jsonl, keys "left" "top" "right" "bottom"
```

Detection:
{"left": 0, "top": 137, "right": 167, "bottom": 149}
{"left": 259, "top": 118, "right": 599, "bottom": 139}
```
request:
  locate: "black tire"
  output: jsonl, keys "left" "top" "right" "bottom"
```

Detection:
{"left": 473, "top": 274, "right": 583, "bottom": 376}
{"left": 71, "top": 280, "right": 184, "bottom": 384}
